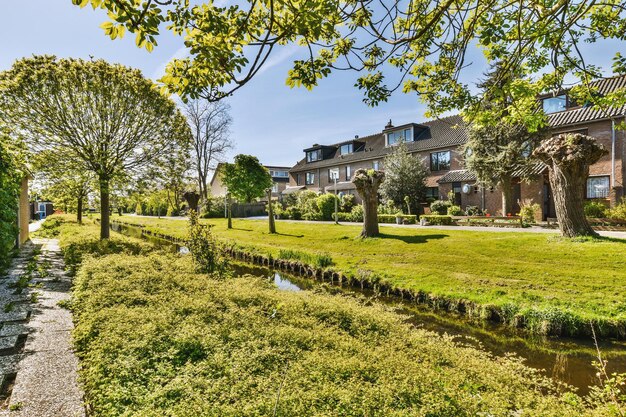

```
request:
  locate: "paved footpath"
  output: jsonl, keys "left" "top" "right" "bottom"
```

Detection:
{"left": 0, "top": 238, "right": 84, "bottom": 417}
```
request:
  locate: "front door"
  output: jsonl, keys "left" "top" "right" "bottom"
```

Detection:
{"left": 452, "top": 182, "right": 462, "bottom": 206}
{"left": 542, "top": 182, "right": 556, "bottom": 220}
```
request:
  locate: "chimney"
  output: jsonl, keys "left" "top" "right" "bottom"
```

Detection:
{"left": 385, "top": 119, "right": 393, "bottom": 129}
{"left": 354, "top": 135, "right": 359, "bottom": 139}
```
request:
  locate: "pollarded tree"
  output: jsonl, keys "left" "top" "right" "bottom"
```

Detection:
{"left": 352, "top": 169, "right": 385, "bottom": 238}
{"left": 533, "top": 133, "right": 608, "bottom": 238}
{"left": 379, "top": 141, "right": 427, "bottom": 215}
{"left": 0, "top": 56, "right": 189, "bottom": 239}
{"left": 222, "top": 155, "right": 273, "bottom": 229}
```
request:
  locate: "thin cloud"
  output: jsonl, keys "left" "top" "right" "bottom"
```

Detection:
{"left": 255, "top": 44, "right": 299, "bottom": 76}
{"left": 151, "top": 44, "right": 188, "bottom": 82}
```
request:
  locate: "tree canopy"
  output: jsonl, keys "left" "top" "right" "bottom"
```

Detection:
{"left": 463, "top": 66, "right": 548, "bottom": 215}
{"left": 0, "top": 56, "right": 190, "bottom": 239}
{"left": 221, "top": 155, "right": 273, "bottom": 203}
{"left": 379, "top": 141, "right": 427, "bottom": 215}
{"left": 75, "top": 0, "right": 626, "bottom": 126}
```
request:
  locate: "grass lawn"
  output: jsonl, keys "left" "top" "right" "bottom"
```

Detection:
{"left": 106, "top": 215, "right": 626, "bottom": 336}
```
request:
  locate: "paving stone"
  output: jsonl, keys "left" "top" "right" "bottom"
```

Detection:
{"left": 0, "top": 336, "right": 19, "bottom": 351}
{"left": 0, "top": 312, "right": 28, "bottom": 324}
{"left": 0, "top": 354, "right": 22, "bottom": 375}
{"left": 0, "top": 324, "right": 28, "bottom": 338}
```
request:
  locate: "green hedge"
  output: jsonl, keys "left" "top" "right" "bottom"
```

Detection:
{"left": 0, "top": 136, "right": 22, "bottom": 270}
{"left": 420, "top": 215, "right": 454, "bottom": 225}
{"left": 378, "top": 214, "right": 417, "bottom": 224}
{"left": 332, "top": 213, "right": 417, "bottom": 224}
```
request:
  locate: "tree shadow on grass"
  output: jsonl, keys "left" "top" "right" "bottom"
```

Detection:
{"left": 377, "top": 233, "right": 449, "bottom": 244}
{"left": 230, "top": 227, "right": 254, "bottom": 232}
{"left": 273, "top": 232, "right": 305, "bottom": 238}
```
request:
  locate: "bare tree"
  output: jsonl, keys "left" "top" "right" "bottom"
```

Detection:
{"left": 182, "top": 99, "right": 233, "bottom": 203}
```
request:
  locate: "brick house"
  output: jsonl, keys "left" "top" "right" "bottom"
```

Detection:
{"left": 287, "top": 76, "right": 626, "bottom": 219}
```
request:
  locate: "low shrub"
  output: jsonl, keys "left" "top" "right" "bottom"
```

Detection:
{"left": 420, "top": 215, "right": 453, "bottom": 225}
{"left": 584, "top": 201, "right": 608, "bottom": 218}
{"left": 315, "top": 193, "right": 339, "bottom": 221}
{"left": 187, "top": 211, "right": 228, "bottom": 275}
{"left": 70, "top": 252, "right": 608, "bottom": 417}
{"left": 447, "top": 205, "right": 464, "bottom": 216}
{"left": 378, "top": 200, "right": 400, "bottom": 215}
{"left": 283, "top": 206, "right": 302, "bottom": 220}
{"left": 200, "top": 196, "right": 227, "bottom": 218}
{"left": 378, "top": 214, "right": 417, "bottom": 224}
{"left": 607, "top": 198, "right": 626, "bottom": 220}
{"left": 340, "top": 194, "right": 356, "bottom": 213}
{"left": 430, "top": 200, "right": 451, "bottom": 215}
{"left": 465, "top": 205, "right": 483, "bottom": 216}
{"left": 350, "top": 204, "right": 364, "bottom": 222}
{"left": 519, "top": 202, "right": 541, "bottom": 225}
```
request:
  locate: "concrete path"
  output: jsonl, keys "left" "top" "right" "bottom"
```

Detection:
{"left": 0, "top": 239, "right": 84, "bottom": 416}
{"left": 27, "top": 220, "right": 45, "bottom": 234}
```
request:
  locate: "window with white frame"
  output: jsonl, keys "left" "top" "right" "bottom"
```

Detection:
{"left": 270, "top": 170, "right": 289, "bottom": 178}
{"left": 306, "top": 149, "right": 322, "bottom": 162}
{"left": 340, "top": 143, "right": 353, "bottom": 155}
{"left": 328, "top": 167, "right": 339, "bottom": 181}
{"left": 271, "top": 183, "right": 279, "bottom": 192}
{"left": 386, "top": 128, "right": 413, "bottom": 146}
{"left": 345, "top": 165, "right": 352, "bottom": 180}
{"left": 373, "top": 160, "right": 380, "bottom": 170}
{"left": 305, "top": 172, "right": 315, "bottom": 185}
{"left": 587, "top": 176, "right": 610, "bottom": 199}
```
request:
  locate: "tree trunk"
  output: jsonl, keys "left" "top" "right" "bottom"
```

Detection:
{"left": 77, "top": 195, "right": 83, "bottom": 224}
{"left": 548, "top": 164, "right": 597, "bottom": 238}
{"left": 361, "top": 197, "right": 380, "bottom": 238}
{"left": 267, "top": 189, "right": 276, "bottom": 234}
{"left": 500, "top": 177, "right": 514, "bottom": 216}
{"left": 99, "top": 178, "right": 110, "bottom": 240}
{"left": 227, "top": 194, "right": 232, "bottom": 229}
{"left": 352, "top": 169, "right": 385, "bottom": 238}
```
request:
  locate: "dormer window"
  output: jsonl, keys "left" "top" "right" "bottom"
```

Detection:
{"left": 386, "top": 127, "right": 413, "bottom": 146}
{"left": 270, "top": 170, "right": 289, "bottom": 178}
{"left": 306, "top": 149, "right": 322, "bottom": 163}
{"left": 340, "top": 143, "right": 353, "bottom": 155}
{"left": 542, "top": 95, "right": 567, "bottom": 114}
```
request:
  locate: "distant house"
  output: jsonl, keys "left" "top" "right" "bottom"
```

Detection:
{"left": 288, "top": 75, "right": 626, "bottom": 218}
{"left": 209, "top": 162, "right": 291, "bottom": 200}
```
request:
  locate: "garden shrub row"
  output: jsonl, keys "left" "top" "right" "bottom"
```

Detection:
{"left": 420, "top": 214, "right": 454, "bottom": 225}
{"left": 69, "top": 248, "right": 613, "bottom": 416}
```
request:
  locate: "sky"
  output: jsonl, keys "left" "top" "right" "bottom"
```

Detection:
{"left": 0, "top": 1, "right": 622, "bottom": 168}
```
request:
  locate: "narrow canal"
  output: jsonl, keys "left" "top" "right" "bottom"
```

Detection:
{"left": 110, "top": 221, "right": 626, "bottom": 395}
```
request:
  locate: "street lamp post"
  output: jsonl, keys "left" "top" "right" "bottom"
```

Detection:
{"left": 334, "top": 176, "right": 338, "bottom": 225}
